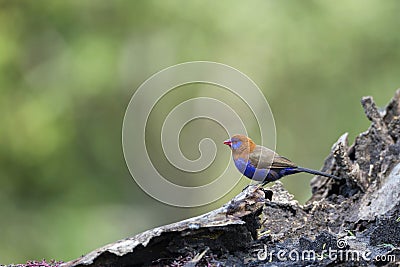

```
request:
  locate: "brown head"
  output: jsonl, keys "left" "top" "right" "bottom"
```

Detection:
{"left": 223, "top": 134, "right": 256, "bottom": 155}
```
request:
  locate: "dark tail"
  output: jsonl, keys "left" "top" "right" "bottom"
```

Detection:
{"left": 296, "top": 167, "right": 341, "bottom": 180}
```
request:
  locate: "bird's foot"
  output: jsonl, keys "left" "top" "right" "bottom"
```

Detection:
{"left": 242, "top": 182, "right": 264, "bottom": 192}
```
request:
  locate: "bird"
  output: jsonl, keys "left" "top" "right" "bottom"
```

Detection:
{"left": 223, "top": 134, "right": 341, "bottom": 185}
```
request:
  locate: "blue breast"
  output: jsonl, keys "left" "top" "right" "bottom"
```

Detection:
{"left": 233, "top": 158, "right": 299, "bottom": 182}
{"left": 233, "top": 158, "right": 268, "bottom": 182}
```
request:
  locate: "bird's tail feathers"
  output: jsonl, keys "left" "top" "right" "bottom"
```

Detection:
{"left": 296, "top": 167, "right": 341, "bottom": 180}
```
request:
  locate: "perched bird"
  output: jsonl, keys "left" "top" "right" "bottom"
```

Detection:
{"left": 223, "top": 134, "right": 340, "bottom": 185}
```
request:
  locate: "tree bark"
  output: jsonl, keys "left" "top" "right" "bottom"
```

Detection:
{"left": 62, "top": 90, "right": 400, "bottom": 267}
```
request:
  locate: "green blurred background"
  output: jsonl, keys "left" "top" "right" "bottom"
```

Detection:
{"left": 1, "top": 0, "right": 400, "bottom": 263}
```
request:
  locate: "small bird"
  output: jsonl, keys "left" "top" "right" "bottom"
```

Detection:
{"left": 223, "top": 134, "right": 340, "bottom": 185}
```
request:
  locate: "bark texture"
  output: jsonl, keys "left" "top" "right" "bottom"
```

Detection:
{"left": 62, "top": 90, "right": 400, "bottom": 267}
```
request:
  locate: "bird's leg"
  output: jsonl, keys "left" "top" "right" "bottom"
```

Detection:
{"left": 241, "top": 182, "right": 263, "bottom": 192}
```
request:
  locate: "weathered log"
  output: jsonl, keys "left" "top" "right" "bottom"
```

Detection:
{"left": 62, "top": 90, "right": 400, "bottom": 267}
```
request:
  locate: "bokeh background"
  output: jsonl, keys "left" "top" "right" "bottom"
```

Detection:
{"left": 1, "top": 1, "right": 400, "bottom": 263}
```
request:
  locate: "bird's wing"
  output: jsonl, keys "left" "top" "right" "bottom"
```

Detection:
{"left": 271, "top": 155, "right": 298, "bottom": 169}
{"left": 249, "top": 145, "right": 297, "bottom": 169}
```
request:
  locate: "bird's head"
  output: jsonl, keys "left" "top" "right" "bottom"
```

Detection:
{"left": 223, "top": 134, "right": 256, "bottom": 153}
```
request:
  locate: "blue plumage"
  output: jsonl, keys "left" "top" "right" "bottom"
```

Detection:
{"left": 233, "top": 158, "right": 268, "bottom": 182}
{"left": 224, "top": 134, "right": 341, "bottom": 185}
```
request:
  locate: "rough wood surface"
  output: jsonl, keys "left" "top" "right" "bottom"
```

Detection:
{"left": 62, "top": 90, "right": 400, "bottom": 267}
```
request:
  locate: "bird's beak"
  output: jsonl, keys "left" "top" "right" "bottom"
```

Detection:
{"left": 223, "top": 139, "right": 232, "bottom": 147}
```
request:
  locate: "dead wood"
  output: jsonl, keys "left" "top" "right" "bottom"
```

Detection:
{"left": 62, "top": 90, "right": 400, "bottom": 267}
